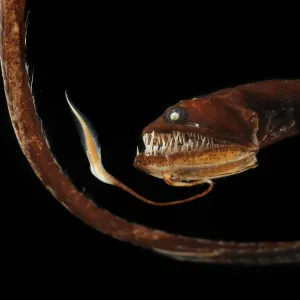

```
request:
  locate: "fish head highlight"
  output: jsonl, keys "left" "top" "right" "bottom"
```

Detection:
{"left": 133, "top": 94, "right": 259, "bottom": 184}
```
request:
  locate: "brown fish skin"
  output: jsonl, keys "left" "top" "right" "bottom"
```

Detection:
{"left": 3, "top": 0, "right": 300, "bottom": 262}
{"left": 134, "top": 80, "right": 300, "bottom": 183}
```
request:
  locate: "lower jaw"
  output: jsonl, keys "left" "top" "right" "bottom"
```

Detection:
{"left": 134, "top": 153, "right": 258, "bottom": 181}
{"left": 182, "top": 154, "right": 258, "bottom": 180}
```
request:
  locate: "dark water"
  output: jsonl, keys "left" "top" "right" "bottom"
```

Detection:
{"left": 2, "top": 0, "right": 300, "bottom": 279}
{"left": 24, "top": 1, "right": 300, "bottom": 242}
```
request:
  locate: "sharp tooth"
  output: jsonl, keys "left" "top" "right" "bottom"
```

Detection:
{"left": 151, "top": 131, "right": 155, "bottom": 145}
{"left": 158, "top": 134, "right": 161, "bottom": 145}
{"left": 165, "top": 138, "right": 170, "bottom": 149}
{"left": 196, "top": 141, "right": 199, "bottom": 148}
{"left": 137, "top": 146, "right": 139, "bottom": 155}
{"left": 166, "top": 138, "right": 173, "bottom": 155}
{"left": 172, "top": 132, "right": 179, "bottom": 153}
{"left": 179, "top": 134, "right": 183, "bottom": 143}
{"left": 150, "top": 131, "right": 154, "bottom": 148}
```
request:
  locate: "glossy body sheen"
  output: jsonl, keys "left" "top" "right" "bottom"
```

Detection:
{"left": 67, "top": 79, "right": 300, "bottom": 206}
{"left": 2, "top": 0, "right": 300, "bottom": 264}
{"left": 134, "top": 80, "right": 300, "bottom": 185}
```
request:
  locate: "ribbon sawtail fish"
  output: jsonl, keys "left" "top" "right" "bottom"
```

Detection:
{"left": 65, "top": 79, "right": 300, "bottom": 206}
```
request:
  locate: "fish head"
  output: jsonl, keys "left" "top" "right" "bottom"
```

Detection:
{"left": 133, "top": 93, "right": 259, "bottom": 184}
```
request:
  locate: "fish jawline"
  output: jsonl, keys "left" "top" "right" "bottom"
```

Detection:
{"left": 133, "top": 150, "right": 258, "bottom": 181}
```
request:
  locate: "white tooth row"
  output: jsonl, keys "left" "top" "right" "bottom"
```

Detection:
{"left": 140, "top": 131, "right": 231, "bottom": 156}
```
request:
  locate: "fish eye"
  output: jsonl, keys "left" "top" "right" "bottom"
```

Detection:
{"left": 164, "top": 107, "right": 187, "bottom": 123}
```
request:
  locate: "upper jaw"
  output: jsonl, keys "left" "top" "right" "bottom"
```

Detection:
{"left": 136, "top": 130, "right": 258, "bottom": 157}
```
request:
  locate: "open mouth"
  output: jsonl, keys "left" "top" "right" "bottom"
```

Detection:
{"left": 136, "top": 130, "right": 237, "bottom": 157}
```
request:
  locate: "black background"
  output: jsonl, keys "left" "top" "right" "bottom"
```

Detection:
{"left": 2, "top": 0, "right": 300, "bottom": 282}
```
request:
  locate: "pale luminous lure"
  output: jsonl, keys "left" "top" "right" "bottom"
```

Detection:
{"left": 65, "top": 93, "right": 213, "bottom": 206}
{"left": 65, "top": 79, "right": 300, "bottom": 206}
{"left": 2, "top": 0, "right": 300, "bottom": 265}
